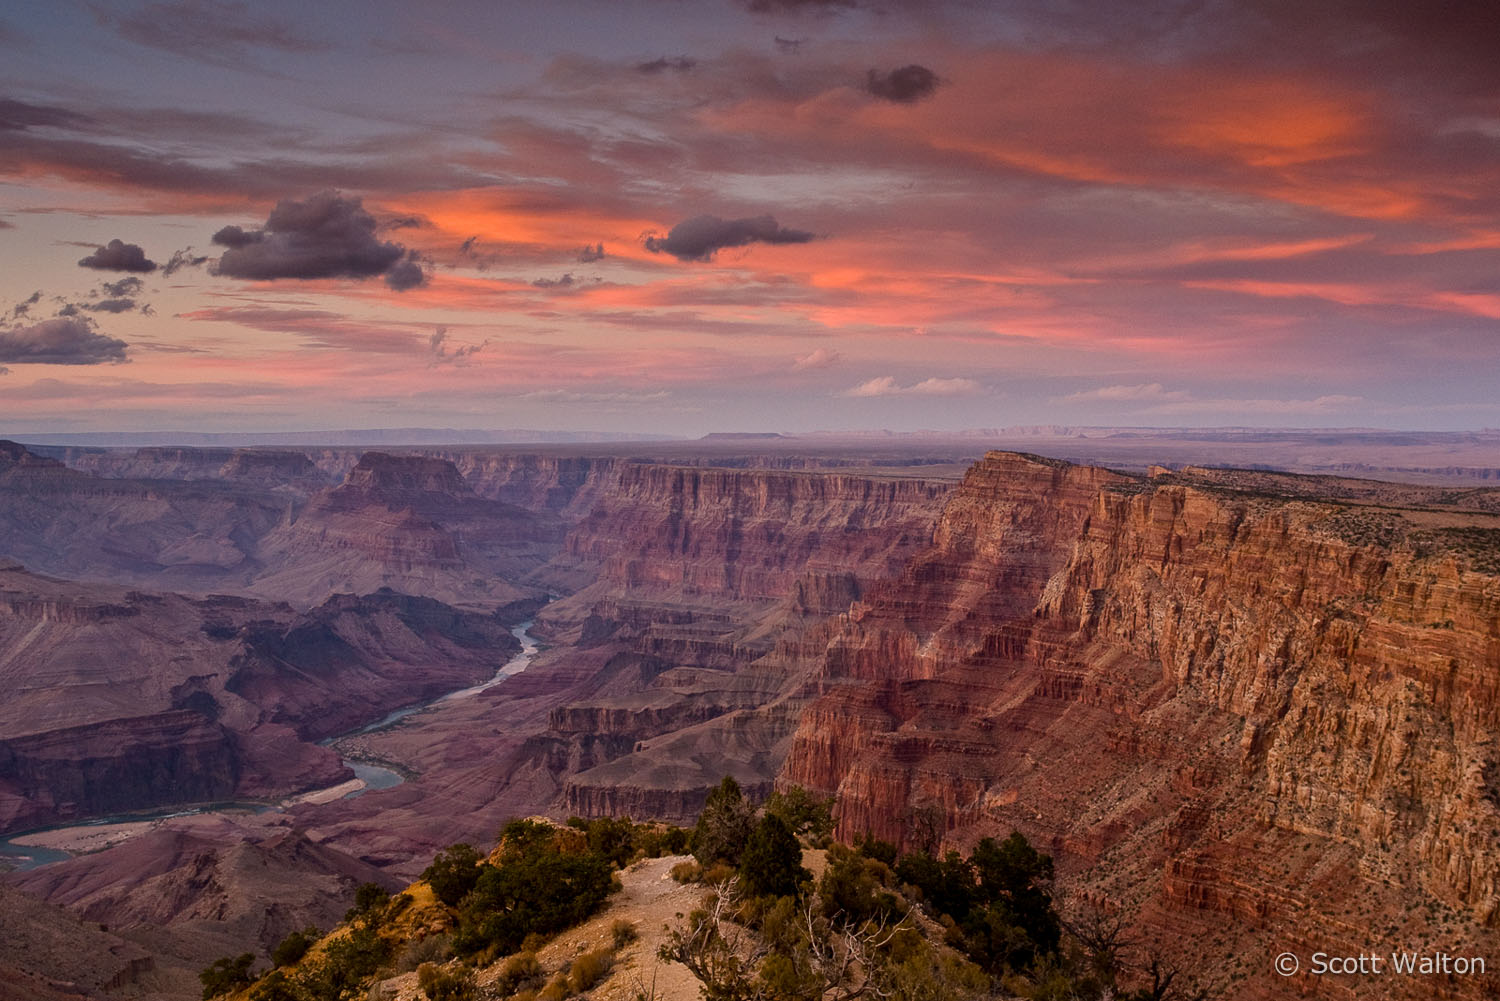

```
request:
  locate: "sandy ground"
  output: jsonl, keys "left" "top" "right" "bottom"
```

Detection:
{"left": 537, "top": 854, "right": 708, "bottom": 1001}
{"left": 10, "top": 820, "right": 157, "bottom": 853}
{"left": 280, "top": 777, "right": 366, "bottom": 807}
{"left": 9, "top": 776, "right": 369, "bottom": 857}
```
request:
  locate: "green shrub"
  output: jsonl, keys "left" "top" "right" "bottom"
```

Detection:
{"left": 765, "top": 786, "right": 834, "bottom": 841}
{"left": 271, "top": 926, "right": 320, "bottom": 968}
{"left": 396, "top": 934, "right": 452, "bottom": 973}
{"left": 738, "top": 813, "right": 809, "bottom": 899}
{"left": 690, "top": 776, "right": 754, "bottom": 866}
{"left": 451, "top": 826, "right": 614, "bottom": 957}
{"left": 200, "top": 953, "right": 255, "bottom": 999}
{"left": 422, "top": 844, "right": 487, "bottom": 907}
{"left": 584, "top": 816, "right": 637, "bottom": 868}
{"left": 819, "top": 844, "right": 899, "bottom": 926}
{"left": 319, "top": 925, "right": 389, "bottom": 995}
{"left": 249, "top": 970, "right": 301, "bottom": 1001}
{"left": 347, "top": 882, "right": 391, "bottom": 923}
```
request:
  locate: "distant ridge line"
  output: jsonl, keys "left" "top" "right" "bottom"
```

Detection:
{"left": 7, "top": 428, "right": 682, "bottom": 448}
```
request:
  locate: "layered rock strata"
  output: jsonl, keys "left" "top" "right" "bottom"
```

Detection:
{"left": 0, "top": 566, "right": 521, "bottom": 833}
{"left": 782, "top": 452, "right": 1500, "bottom": 1000}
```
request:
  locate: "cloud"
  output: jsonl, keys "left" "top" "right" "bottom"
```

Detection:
{"left": 792, "top": 347, "right": 842, "bottom": 370}
{"left": 47, "top": 276, "right": 152, "bottom": 317}
{"left": 533, "top": 273, "right": 577, "bottom": 288}
{"left": 96, "top": 0, "right": 327, "bottom": 68}
{"left": 577, "top": 242, "right": 606, "bottom": 263}
{"left": 100, "top": 276, "right": 145, "bottom": 297}
{"left": 211, "top": 191, "right": 426, "bottom": 290}
{"left": 774, "top": 36, "right": 805, "bottom": 53}
{"left": 384, "top": 250, "right": 428, "bottom": 291}
{"left": 0, "top": 219, "right": 12, "bottom": 229}
{"left": 521, "top": 388, "right": 671, "bottom": 404}
{"left": 843, "top": 375, "right": 981, "bottom": 397}
{"left": 865, "top": 64, "right": 940, "bottom": 103}
{"left": 429, "top": 327, "right": 487, "bottom": 365}
{"left": 162, "top": 247, "right": 209, "bottom": 276}
{"left": 636, "top": 56, "right": 697, "bottom": 74}
{"left": 741, "top": 0, "right": 860, "bottom": 12}
{"left": 179, "top": 305, "right": 428, "bottom": 354}
{"left": 0, "top": 316, "right": 129, "bottom": 365}
{"left": 0, "top": 98, "right": 87, "bottom": 131}
{"left": 78, "top": 239, "right": 157, "bottom": 273}
{"left": 8, "top": 290, "right": 42, "bottom": 320}
{"left": 85, "top": 298, "right": 139, "bottom": 314}
{"left": 644, "top": 214, "right": 815, "bottom": 262}
{"left": 1061, "top": 383, "right": 1191, "bottom": 403}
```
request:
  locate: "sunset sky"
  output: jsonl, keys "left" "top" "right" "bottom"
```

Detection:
{"left": 2, "top": 0, "right": 1498, "bottom": 435}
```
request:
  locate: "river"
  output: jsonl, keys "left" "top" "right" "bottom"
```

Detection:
{"left": 0, "top": 620, "right": 538, "bottom": 872}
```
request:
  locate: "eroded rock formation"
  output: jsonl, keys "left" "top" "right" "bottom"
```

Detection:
{"left": 782, "top": 452, "right": 1500, "bottom": 999}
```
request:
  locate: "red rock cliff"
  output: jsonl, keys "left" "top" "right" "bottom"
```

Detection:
{"left": 782, "top": 452, "right": 1500, "bottom": 1000}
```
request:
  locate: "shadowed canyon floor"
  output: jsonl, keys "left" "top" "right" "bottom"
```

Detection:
{"left": 0, "top": 433, "right": 1496, "bottom": 1000}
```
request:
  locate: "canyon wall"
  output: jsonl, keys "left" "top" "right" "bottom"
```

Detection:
{"left": 782, "top": 452, "right": 1500, "bottom": 999}
{"left": 539, "top": 464, "right": 954, "bottom": 821}
{"left": 0, "top": 565, "right": 525, "bottom": 833}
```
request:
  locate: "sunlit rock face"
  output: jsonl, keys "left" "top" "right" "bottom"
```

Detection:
{"left": 783, "top": 451, "right": 1500, "bottom": 1000}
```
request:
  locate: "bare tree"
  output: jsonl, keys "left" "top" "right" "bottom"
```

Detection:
{"left": 800, "top": 898, "right": 904, "bottom": 1001}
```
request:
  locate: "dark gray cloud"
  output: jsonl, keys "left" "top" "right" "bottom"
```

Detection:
{"left": 9, "top": 290, "right": 42, "bottom": 320}
{"left": 85, "top": 298, "right": 139, "bottom": 314}
{"left": 162, "top": 247, "right": 209, "bottom": 276}
{"left": 0, "top": 316, "right": 128, "bottom": 365}
{"left": 101, "top": 276, "right": 145, "bottom": 297}
{"left": 78, "top": 239, "right": 157, "bottom": 273}
{"left": 577, "top": 242, "right": 606, "bottom": 262}
{"left": 50, "top": 276, "right": 153, "bottom": 317}
{"left": 429, "top": 327, "right": 486, "bottom": 364}
{"left": 774, "top": 36, "right": 805, "bottom": 53}
{"left": 865, "top": 64, "right": 940, "bottom": 102}
{"left": 96, "top": 0, "right": 328, "bottom": 68}
{"left": 0, "top": 98, "right": 87, "bottom": 131}
{"left": 211, "top": 191, "right": 425, "bottom": 290}
{"left": 384, "top": 251, "right": 428, "bottom": 291}
{"left": 532, "top": 273, "right": 576, "bottom": 288}
{"left": 636, "top": 56, "right": 697, "bottom": 74}
{"left": 643, "top": 214, "right": 816, "bottom": 262}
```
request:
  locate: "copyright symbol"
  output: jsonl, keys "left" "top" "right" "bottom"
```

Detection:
{"left": 1275, "top": 953, "right": 1300, "bottom": 976}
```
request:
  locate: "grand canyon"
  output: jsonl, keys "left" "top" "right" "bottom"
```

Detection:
{"left": 0, "top": 430, "right": 1495, "bottom": 1001}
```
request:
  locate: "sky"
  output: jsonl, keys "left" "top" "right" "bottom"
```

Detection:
{"left": 1, "top": 0, "right": 1498, "bottom": 435}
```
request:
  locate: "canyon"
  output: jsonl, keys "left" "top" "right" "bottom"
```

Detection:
{"left": 0, "top": 435, "right": 1496, "bottom": 1000}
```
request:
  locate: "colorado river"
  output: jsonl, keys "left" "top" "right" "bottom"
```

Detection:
{"left": 0, "top": 619, "right": 538, "bottom": 871}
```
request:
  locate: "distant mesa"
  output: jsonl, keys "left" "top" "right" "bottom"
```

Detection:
{"left": 698, "top": 432, "right": 787, "bottom": 440}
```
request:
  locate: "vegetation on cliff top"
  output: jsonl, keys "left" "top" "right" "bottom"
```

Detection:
{"left": 203, "top": 783, "right": 1205, "bottom": 1001}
